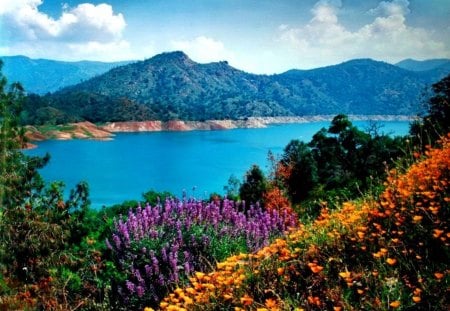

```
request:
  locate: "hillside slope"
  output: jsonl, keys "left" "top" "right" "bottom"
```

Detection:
{"left": 21, "top": 52, "right": 450, "bottom": 122}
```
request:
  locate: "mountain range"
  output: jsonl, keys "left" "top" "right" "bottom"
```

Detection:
{"left": 2, "top": 52, "right": 450, "bottom": 123}
{"left": 0, "top": 55, "right": 131, "bottom": 94}
{"left": 395, "top": 58, "right": 450, "bottom": 72}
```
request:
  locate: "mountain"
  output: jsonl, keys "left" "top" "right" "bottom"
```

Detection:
{"left": 22, "top": 52, "right": 450, "bottom": 124}
{"left": 395, "top": 58, "right": 450, "bottom": 72}
{"left": 0, "top": 55, "right": 132, "bottom": 94}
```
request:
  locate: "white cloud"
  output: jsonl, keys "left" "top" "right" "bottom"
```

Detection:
{"left": 278, "top": 0, "right": 450, "bottom": 68}
{"left": 170, "top": 36, "right": 234, "bottom": 64}
{"left": 368, "top": 0, "right": 410, "bottom": 17}
{"left": 0, "top": 0, "right": 130, "bottom": 60}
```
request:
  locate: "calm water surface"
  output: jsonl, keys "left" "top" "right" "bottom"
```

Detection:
{"left": 25, "top": 121, "right": 410, "bottom": 207}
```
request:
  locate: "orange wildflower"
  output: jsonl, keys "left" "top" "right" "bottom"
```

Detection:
{"left": 434, "top": 272, "right": 444, "bottom": 279}
{"left": 433, "top": 229, "right": 444, "bottom": 238}
{"left": 265, "top": 298, "right": 278, "bottom": 308}
{"left": 390, "top": 300, "right": 401, "bottom": 308}
{"left": 307, "top": 262, "right": 324, "bottom": 273}
{"left": 307, "top": 296, "right": 321, "bottom": 306}
{"left": 339, "top": 271, "right": 351, "bottom": 279}
{"left": 412, "top": 215, "right": 423, "bottom": 223}
{"left": 372, "top": 252, "right": 382, "bottom": 258}
{"left": 412, "top": 296, "right": 421, "bottom": 303}
{"left": 277, "top": 267, "right": 284, "bottom": 276}
{"left": 386, "top": 258, "right": 397, "bottom": 266}
{"left": 240, "top": 294, "right": 253, "bottom": 306}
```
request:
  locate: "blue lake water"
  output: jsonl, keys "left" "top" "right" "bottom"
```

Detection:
{"left": 24, "top": 121, "right": 410, "bottom": 207}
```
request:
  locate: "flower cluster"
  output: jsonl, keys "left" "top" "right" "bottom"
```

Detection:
{"left": 106, "top": 198, "right": 296, "bottom": 308}
{"left": 161, "top": 135, "right": 450, "bottom": 310}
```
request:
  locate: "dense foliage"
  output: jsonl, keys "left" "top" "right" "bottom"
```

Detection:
{"left": 0, "top": 62, "right": 106, "bottom": 309}
{"left": 17, "top": 52, "right": 450, "bottom": 124}
{"left": 410, "top": 74, "right": 450, "bottom": 147}
{"left": 274, "top": 114, "right": 407, "bottom": 217}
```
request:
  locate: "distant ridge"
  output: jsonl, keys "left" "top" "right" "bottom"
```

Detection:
{"left": 395, "top": 58, "right": 450, "bottom": 72}
{"left": 0, "top": 55, "right": 132, "bottom": 94}
{"left": 12, "top": 51, "right": 450, "bottom": 124}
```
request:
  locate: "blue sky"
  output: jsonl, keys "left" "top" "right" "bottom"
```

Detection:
{"left": 1, "top": 0, "right": 449, "bottom": 73}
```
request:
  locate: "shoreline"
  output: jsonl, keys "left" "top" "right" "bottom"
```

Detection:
{"left": 101, "top": 115, "right": 415, "bottom": 132}
{"left": 24, "top": 115, "right": 415, "bottom": 148}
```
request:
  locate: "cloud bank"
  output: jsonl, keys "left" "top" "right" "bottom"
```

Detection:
{"left": 0, "top": 0, "right": 133, "bottom": 60}
{"left": 0, "top": 0, "right": 448, "bottom": 72}
{"left": 278, "top": 0, "right": 449, "bottom": 68}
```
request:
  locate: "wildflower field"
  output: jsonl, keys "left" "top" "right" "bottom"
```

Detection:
{"left": 159, "top": 136, "right": 449, "bottom": 310}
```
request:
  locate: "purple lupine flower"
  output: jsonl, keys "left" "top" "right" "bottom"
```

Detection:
{"left": 105, "top": 238, "right": 113, "bottom": 250}
{"left": 151, "top": 254, "right": 159, "bottom": 274}
{"left": 136, "top": 285, "right": 145, "bottom": 298}
{"left": 108, "top": 197, "right": 297, "bottom": 307}
{"left": 133, "top": 268, "right": 144, "bottom": 284}
{"left": 126, "top": 280, "right": 135, "bottom": 294}
{"left": 161, "top": 246, "right": 168, "bottom": 262}
{"left": 144, "top": 264, "right": 152, "bottom": 277}
{"left": 184, "top": 261, "right": 192, "bottom": 275}
{"left": 157, "top": 274, "right": 165, "bottom": 286}
{"left": 112, "top": 234, "right": 121, "bottom": 250}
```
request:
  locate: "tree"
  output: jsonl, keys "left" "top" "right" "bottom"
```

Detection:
{"left": 239, "top": 165, "right": 267, "bottom": 205}
{"left": 277, "top": 114, "right": 406, "bottom": 214}
{"left": 0, "top": 61, "right": 49, "bottom": 209}
{"left": 224, "top": 174, "right": 241, "bottom": 201}
{"left": 280, "top": 140, "right": 318, "bottom": 203}
{"left": 410, "top": 74, "right": 450, "bottom": 147}
{"left": 0, "top": 61, "right": 99, "bottom": 309}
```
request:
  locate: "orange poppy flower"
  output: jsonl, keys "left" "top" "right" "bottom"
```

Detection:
{"left": 412, "top": 296, "right": 421, "bottom": 303}
{"left": 386, "top": 258, "right": 397, "bottom": 266}
{"left": 240, "top": 294, "right": 253, "bottom": 306}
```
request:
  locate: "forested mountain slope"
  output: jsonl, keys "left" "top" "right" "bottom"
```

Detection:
{"left": 21, "top": 52, "right": 450, "bottom": 123}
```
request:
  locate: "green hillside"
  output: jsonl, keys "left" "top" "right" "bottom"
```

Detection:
{"left": 21, "top": 52, "right": 450, "bottom": 124}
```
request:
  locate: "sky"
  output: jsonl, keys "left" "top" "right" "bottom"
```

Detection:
{"left": 0, "top": 0, "right": 449, "bottom": 74}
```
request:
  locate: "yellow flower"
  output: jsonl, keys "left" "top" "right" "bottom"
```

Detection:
{"left": 339, "top": 271, "right": 351, "bottom": 279}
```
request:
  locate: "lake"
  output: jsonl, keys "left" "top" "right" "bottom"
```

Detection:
{"left": 25, "top": 121, "right": 410, "bottom": 207}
